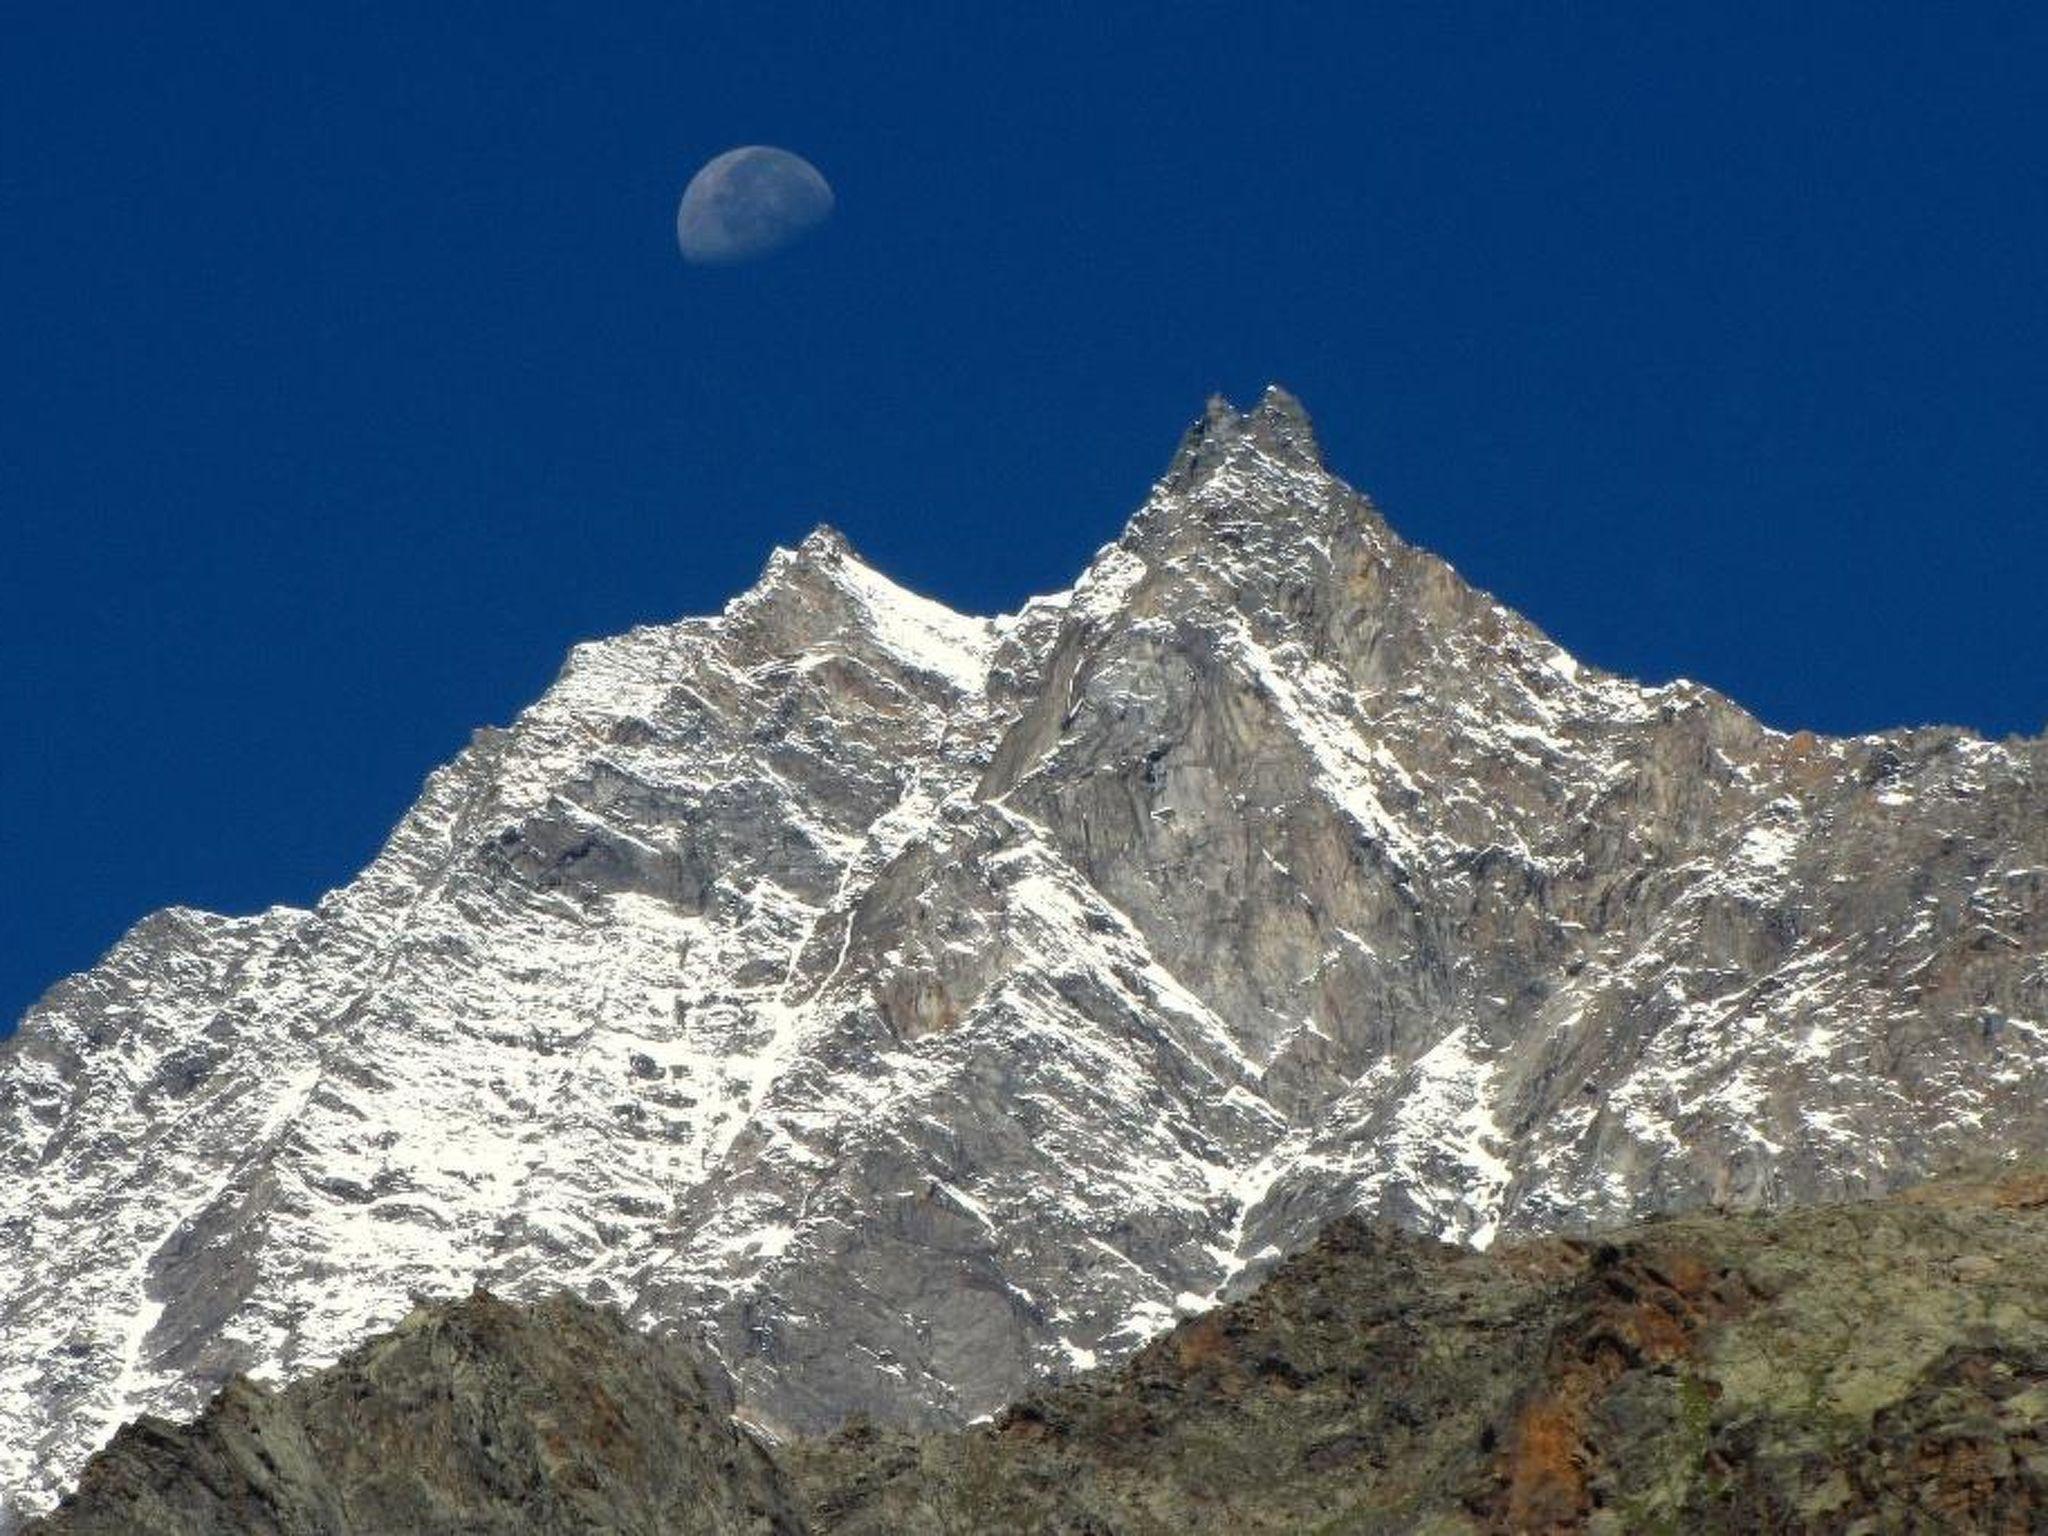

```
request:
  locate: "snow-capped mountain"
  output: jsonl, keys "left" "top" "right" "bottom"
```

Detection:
{"left": 4, "top": 389, "right": 2044, "bottom": 1523}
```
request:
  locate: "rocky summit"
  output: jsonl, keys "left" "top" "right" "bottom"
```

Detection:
{"left": 3, "top": 389, "right": 2045, "bottom": 1523}
{"left": 33, "top": 1167, "right": 2048, "bottom": 1533}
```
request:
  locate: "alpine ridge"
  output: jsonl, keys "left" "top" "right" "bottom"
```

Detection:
{"left": 3, "top": 388, "right": 2044, "bottom": 1524}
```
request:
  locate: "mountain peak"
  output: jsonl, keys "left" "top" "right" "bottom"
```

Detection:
{"left": 1161, "top": 384, "right": 1324, "bottom": 493}
{"left": 1250, "top": 381, "right": 1317, "bottom": 443}
{"left": 795, "top": 523, "right": 853, "bottom": 563}
{"left": 740, "top": 523, "right": 861, "bottom": 606}
{"left": 6, "top": 392, "right": 2047, "bottom": 1526}
{"left": 730, "top": 521, "right": 993, "bottom": 693}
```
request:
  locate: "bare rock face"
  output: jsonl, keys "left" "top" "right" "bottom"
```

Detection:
{"left": 4, "top": 388, "right": 2045, "bottom": 1521}
{"left": 25, "top": 1291, "right": 799, "bottom": 1535}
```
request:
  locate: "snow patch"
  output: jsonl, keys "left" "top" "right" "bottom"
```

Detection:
{"left": 832, "top": 554, "right": 996, "bottom": 692}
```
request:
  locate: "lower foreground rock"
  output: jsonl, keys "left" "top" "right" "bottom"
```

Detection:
{"left": 28, "top": 1292, "right": 802, "bottom": 1536}
{"left": 35, "top": 1166, "right": 2048, "bottom": 1534}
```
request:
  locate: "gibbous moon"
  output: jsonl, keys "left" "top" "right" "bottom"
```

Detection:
{"left": 676, "top": 146, "right": 834, "bottom": 265}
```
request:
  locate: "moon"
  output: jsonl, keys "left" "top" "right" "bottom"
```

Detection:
{"left": 676, "top": 146, "right": 834, "bottom": 265}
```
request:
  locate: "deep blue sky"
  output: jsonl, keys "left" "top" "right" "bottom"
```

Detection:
{"left": 5, "top": 5, "right": 2044, "bottom": 1029}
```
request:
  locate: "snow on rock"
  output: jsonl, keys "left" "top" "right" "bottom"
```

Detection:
{"left": 4, "top": 390, "right": 2047, "bottom": 1524}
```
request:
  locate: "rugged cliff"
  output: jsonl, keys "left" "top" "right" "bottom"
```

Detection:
{"left": 5, "top": 389, "right": 2044, "bottom": 1519}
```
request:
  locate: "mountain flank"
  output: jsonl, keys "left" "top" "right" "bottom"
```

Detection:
{"left": 35, "top": 1166, "right": 2048, "bottom": 1534}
